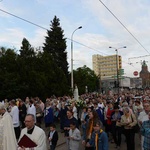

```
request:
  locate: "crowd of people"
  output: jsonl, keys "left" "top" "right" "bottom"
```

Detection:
{"left": 0, "top": 90, "right": 150, "bottom": 150}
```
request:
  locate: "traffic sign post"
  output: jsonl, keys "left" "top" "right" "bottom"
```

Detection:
{"left": 133, "top": 71, "right": 138, "bottom": 76}
{"left": 119, "top": 69, "right": 124, "bottom": 75}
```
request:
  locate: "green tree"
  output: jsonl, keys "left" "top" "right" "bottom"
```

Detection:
{"left": 43, "top": 16, "right": 69, "bottom": 78}
{"left": 34, "top": 53, "right": 69, "bottom": 97}
{"left": 18, "top": 37, "right": 69, "bottom": 98}
{"left": 0, "top": 15, "right": 73, "bottom": 99}
{"left": 19, "top": 38, "right": 35, "bottom": 58}
{"left": 0, "top": 47, "right": 20, "bottom": 99}
{"left": 17, "top": 38, "right": 37, "bottom": 98}
{"left": 74, "top": 65, "right": 99, "bottom": 94}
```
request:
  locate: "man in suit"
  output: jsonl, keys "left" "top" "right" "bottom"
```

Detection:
{"left": 19, "top": 99, "right": 27, "bottom": 128}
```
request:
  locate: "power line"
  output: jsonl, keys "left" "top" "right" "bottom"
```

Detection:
{"left": 0, "top": 8, "right": 110, "bottom": 56}
{"left": 67, "top": 38, "right": 108, "bottom": 55}
{"left": 0, "top": 8, "right": 136, "bottom": 71}
{"left": 0, "top": 8, "right": 48, "bottom": 30}
{"left": 128, "top": 54, "right": 150, "bottom": 60}
{"left": 120, "top": 59, "right": 139, "bottom": 70}
{"left": 98, "top": 0, "right": 150, "bottom": 55}
{"left": 1, "top": 7, "right": 144, "bottom": 66}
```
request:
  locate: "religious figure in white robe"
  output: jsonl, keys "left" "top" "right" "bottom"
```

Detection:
{"left": 27, "top": 104, "right": 36, "bottom": 117}
{"left": 18, "top": 126, "right": 47, "bottom": 150}
{"left": 27, "top": 102, "right": 36, "bottom": 123}
{"left": 0, "top": 103, "right": 17, "bottom": 150}
{"left": 18, "top": 114, "right": 47, "bottom": 150}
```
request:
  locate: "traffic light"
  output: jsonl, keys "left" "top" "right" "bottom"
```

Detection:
{"left": 114, "top": 81, "right": 119, "bottom": 88}
{"left": 117, "top": 81, "right": 119, "bottom": 87}
{"left": 114, "top": 81, "right": 117, "bottom": 87}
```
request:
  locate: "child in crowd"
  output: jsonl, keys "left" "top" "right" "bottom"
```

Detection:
{"left": 69, "top": 121, "right": 81, "bottom": 150}
{"left": 86, "top": 120, "right": 108, "bottom": 150}
{"left": 48, "top": 124, "right": 58, "bottom": 150}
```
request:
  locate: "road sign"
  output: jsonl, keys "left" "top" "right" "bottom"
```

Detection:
{"left": 133, "top": 71, "right": 138, "bottom": 76}
{"left": 112, "top": 75, "right": 124, "bottom": 79}
{"left": 119, "top": 69, "right": 124, "bottom": 75}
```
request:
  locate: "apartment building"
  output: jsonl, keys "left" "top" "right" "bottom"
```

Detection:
{"left": 92, "top": 54, "right": 122, "bottom": 79}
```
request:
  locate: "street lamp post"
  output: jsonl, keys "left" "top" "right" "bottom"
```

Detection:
{"left": 71, "top": 26, "right": 82, "bottom": 92}
{"left": 109, "top": 46, "right": 126, "bottom": 96}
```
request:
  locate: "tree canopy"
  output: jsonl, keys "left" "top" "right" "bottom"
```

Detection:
{"left": 43, "top": 16, "right": 69, "bottom": 79}
{"left": 0, "top": 16, "right": 99, "bottom": 100}
{"left": 73, "top": 65, "right": 99, "bottom": 94}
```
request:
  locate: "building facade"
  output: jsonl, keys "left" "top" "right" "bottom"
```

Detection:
{"left": 92, "top": 54, "right": 122, "bottom": 79}
{"left": 101, "top": 76, "right": 142, "bottom": 94}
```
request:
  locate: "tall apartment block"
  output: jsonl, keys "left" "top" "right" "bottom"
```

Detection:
{"left": 92, "top": 54, "right": 122, "bottom": 79}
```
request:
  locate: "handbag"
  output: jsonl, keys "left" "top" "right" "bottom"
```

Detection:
{"left": 36, "top": 113, "right": 42, "bottom": 117}
{"left": 133, "top": 124, "right": 140, "bottom": 133}
{"left": 131, "top": 114, "right": 140, "bottom": 133}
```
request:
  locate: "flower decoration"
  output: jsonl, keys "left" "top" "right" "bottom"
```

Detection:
{"left": 75, "top": 99, "right": 85, "bottom": 108}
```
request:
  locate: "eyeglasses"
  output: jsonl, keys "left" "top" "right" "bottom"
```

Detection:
{"left": 24, "top": 120, "right": 32, "bottom": 123}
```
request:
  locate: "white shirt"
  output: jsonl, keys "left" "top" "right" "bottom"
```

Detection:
{"left": 27, "top": 104, "right": 36, "bottom": 123}
{"left": 27, "top": 104, "right": 36, "bottom": 117}
{"left": 72, "top": 106, "right": 78, "bottom": 119}
{"left": 98, "top": 102, "right": 104, "bottom": 109}
{"left": 10, "top": 105, "right": 20, "bottom": 127}
{"left": 138, "top": 110, "right": 149, "bottom": 125}
{"left": 49, "top": 130, "right": 55, "bottom": 145}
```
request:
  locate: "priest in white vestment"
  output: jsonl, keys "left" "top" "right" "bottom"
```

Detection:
{"left": 27, "top": 100, "right": 36, "bottom": 123}
{"left": 27, "top": 100, "right": 36, "bottom": 117}
{"left": 18, "top": 114, "right": 47, "bottom": 150}
{"left": 0, "top": 103, "right": 17, "bottom": 150}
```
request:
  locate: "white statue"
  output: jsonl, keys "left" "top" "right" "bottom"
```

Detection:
{"left": 74, "top": 85, "right": 79, "bottom": 101}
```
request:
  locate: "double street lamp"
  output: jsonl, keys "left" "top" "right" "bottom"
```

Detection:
{"left": 71, "top": 26, "right": 82, "bottom": 92}
{"left": 109, "top": 46, "right": 126, "bottom": 96}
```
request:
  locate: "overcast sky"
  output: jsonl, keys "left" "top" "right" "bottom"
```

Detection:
{"left": 0, "top": 0, "right": 150, "bottom": 77}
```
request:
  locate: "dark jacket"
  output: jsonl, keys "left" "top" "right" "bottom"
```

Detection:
{"left": 19, "top": 104, "right": 27, "bottom": 120}
{"left": 48, "top": 130, "right": 58, "bottom": 146}
{"left": 96, "top": 108, "right": 104, "bottom": 125}
{"left": 111, "top": 110, "right": 123, "bottom": 126}
{"left": 64, "top": 117, "right": 78, "bottom": 137}
{"left": 44, "top": 107, "right": 54, "bottom": 124}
